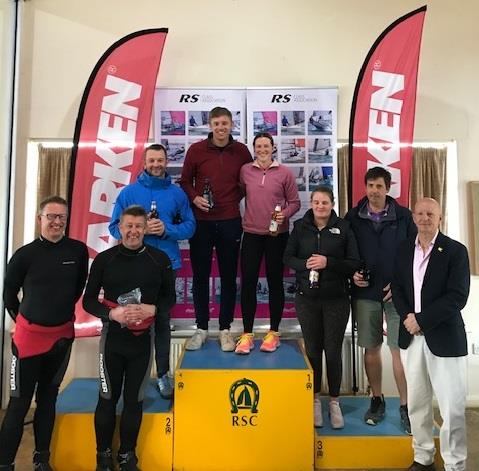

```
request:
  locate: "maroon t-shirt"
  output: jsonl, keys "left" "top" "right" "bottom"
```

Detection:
{"left": 179, "top": 134, "right": 252, "bottom": 220}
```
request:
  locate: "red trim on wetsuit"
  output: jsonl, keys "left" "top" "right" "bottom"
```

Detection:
{"left": 101, "top": 299, "right": 154, "bottom": 335}
{"left": 13, "top": 313, "right": 74, "bottom": 359}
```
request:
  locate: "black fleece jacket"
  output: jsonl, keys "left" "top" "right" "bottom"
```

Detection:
{"left": 284, "top": 209, "right": 361, "bottom": 299}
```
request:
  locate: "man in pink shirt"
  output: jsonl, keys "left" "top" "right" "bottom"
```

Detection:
{"left": 392, "top": 198, "right": 470, "bottom": 471}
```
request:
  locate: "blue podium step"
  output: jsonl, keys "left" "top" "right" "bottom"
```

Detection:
{"left": 314, "top": 396, "right": 442, "bottom": 469}
{"left": 51, "top": 378, "right": 173, "bottom": 471}
{"left": 174, "top": 339, "right": 314, "bottom": 471}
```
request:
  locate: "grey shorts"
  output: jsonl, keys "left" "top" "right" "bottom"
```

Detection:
{"left": 354, "top": 299, "right": 400, "bottom": 349}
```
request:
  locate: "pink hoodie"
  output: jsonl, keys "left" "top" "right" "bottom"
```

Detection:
{"left": 240, "top": 160, "right": 300, "bottom": 235}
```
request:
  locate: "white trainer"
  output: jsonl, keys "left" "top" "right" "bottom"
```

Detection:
{"left": 219, "top": 329, "right": 235, "bottom": 352}
{"left": 329, "top": 400, "right": 344, "bottom": 429}
{"left": 185, "top": 329, "right": 208, "bottom": 350}
{"left": 314, "top": 396, "right": 323, "bottom": 427}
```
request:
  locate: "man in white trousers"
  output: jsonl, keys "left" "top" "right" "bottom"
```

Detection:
{"left": 392, "top": 198, "right": 470, "bottom": 471}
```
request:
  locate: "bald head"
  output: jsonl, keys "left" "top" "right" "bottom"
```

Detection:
{"left": 413, "top": 197, "right": 442, "bottom": 240}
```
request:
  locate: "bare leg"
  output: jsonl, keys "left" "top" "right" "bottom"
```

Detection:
{"left": 364, "top": 346, "right": 382, "bottom": 396}
{"left": 390, "top": 346, "right": 407, "bottom": 405}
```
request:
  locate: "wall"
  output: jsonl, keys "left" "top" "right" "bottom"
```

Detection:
{"left": 4, "top": 0, "right": 479, "bottom": 402}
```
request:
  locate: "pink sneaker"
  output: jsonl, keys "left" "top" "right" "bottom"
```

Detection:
{"left": 235, "top": 333, "right": 254, "bottom": 355}
{"left": 260, "top": 331, "right": 280, "bottom": 352}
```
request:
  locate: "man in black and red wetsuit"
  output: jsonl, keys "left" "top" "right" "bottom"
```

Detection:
{"left": 83, "top": 205, "right": 175, "bottom": 471}
{"left": 0, "top": 196, "right": 89, "bottom": 471}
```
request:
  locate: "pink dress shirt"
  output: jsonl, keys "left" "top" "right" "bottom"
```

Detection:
{"left": 413, "top": 231, "right": 439, "bottom": 313}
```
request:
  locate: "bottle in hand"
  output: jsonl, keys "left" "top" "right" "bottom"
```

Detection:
{"left": 203, "top": 178, "right": 214, "bottom": 210}
{"left": 268, "top": 204, "right": 282, "bottom": 236}
{"left": 358, "top": 262, "right": 371, "bottom": 287}
{"left": 309, "top": 268, "right": 320, "bottom": 289}
{"left": 149, "top": 200, "right": 159, "bottom": 219}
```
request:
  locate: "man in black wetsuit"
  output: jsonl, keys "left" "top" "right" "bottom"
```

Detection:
{"left": 0, "top": 196, "right": 89, "bottom": 471}
{"left": 83, "top": 205, "right": 175, "bottom": 471}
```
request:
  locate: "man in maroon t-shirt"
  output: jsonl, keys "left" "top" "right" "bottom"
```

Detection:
{"left": 180, "top": 107, "right": 252, "bottom": 351}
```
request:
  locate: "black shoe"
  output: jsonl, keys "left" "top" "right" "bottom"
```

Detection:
{"left": 96, "top": 448, "right": 114, "bottom": 471}
{"left": 33, "top": 451, "right": 53, "bottom": 471}
{"left": 117, "top": 451, "right": 140, "bottom": 471}
{"left": 33, "top": 463, "right": 53, "bottom": 471}
{"left": 406, "top": 461, "right": 436, "bottom": 471}
{"left": 399, "top": 404, "right": 412, "bottom": 435}
{"left": 364, "top": 395, "right": 386, "bottom": 425}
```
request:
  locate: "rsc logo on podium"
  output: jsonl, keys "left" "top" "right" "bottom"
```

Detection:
{"left": 229, "top": 378, "right": 260, "bottom": 427}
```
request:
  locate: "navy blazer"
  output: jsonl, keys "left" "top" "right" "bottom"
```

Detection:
{"left": 392, "top": 232, "right": 470, "bottom": 357}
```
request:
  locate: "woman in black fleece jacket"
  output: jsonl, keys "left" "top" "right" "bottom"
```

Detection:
{"left": 284, "top": 186, "right": 360, "bottom": 429}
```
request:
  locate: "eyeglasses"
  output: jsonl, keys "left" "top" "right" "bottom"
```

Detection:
{"left": 41, "top": 213, "right": 68, "bottom": 222}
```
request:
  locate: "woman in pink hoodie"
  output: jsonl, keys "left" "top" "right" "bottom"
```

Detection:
{"left": 236, "top": 133, "right": 300, "bottom": 354}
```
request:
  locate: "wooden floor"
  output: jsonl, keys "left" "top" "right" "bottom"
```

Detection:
{"left": 0, "top": 408, "right": 478, "bottom": 470}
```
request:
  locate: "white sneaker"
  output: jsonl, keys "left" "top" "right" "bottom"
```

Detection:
{"left": 219, "top": 329, "right": 235, "bottom": 352}
{"left": 329, "top": 400, "right": 344, "bottom": 429}
{"left": 185, "top": 329, "right": 208, "bottom": 350}
{"left": 314, "top": 397, "right": 323, "bottom": 427}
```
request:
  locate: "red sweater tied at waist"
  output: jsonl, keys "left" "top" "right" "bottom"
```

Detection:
{"left": 101, "top": 299, "right": 154, "bottom": 335}
{"left": 13, "top": 313, "right": 74, "bottom": 359}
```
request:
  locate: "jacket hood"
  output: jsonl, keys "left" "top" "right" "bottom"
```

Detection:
{"left": 137, "top": 171, "right": 172, "bottom": 190}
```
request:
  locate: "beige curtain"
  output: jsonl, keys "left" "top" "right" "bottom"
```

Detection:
{"left": 37, "top": 145, "right": 72, "bottom": 203}
{"left": 409, "top": 146, "right": 447, "bottom": 230}
{"left": 337, "top": 144, "right": 349, "bottom": 217}
{"left": 36, "top": 144, "right": 72, "bottom": 236}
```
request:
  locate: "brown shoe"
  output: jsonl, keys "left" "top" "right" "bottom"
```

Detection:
{"left": 406, "top": 461, "right": 436, "bottom": 471}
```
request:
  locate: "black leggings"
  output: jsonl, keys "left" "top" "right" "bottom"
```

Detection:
{"left": 0, "top": 338, "right": 72, "bottom": 465}
{"left": 95, "top": 326, "right": 153, "bottom": 454}
{"left": 295, "top": 295, "right": 350, "bottom": 396}
{"left": 240, "top": 232, "right": 289, "bottom": 333}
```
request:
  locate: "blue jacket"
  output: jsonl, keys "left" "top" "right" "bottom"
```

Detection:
{"left": 345, "top": 195, "right": 416, "bottom": 302}
{"left": 109, "top": 171, "right": 196, "bottom": 270}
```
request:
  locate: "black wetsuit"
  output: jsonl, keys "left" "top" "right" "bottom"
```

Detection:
{"left": 0, "top": 236, "right": 88, "bottom": 466}
{"left": 83, "top": 243, "right": 175, "bottom": 455}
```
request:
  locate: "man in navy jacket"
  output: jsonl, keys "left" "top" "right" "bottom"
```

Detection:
{"left": 392, "top": 198, "right": 470, "bottom": 471}
{"left": 346, "top": 167, "right": 416, "bottom": 432}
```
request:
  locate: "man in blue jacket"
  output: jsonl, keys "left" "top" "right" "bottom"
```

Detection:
{"left": 345, "top": 167, "right": 416, "bottom": 433}
{"left": 109, "top": 143, "right": 195, "bottom": 398}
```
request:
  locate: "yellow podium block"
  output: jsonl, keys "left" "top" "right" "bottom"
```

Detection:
{"left": 173, "top": 340, "right": 314, "bottom": 471}
{"left": 51, "top": 378, "right": 173, "bottom": 471}
{"left": 313, "top": 397, "right": 443, "bottom": 469}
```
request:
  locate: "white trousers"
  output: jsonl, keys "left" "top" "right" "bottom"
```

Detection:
{"left": 400, "top": 335, "right": 467, "bottom": 471}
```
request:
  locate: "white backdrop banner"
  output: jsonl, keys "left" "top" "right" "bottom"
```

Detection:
{"left": 152, "top": 86, "right": 337, "bottom": 321}
{"left": 246, "top": 87, "right": 338, "bottom": 221}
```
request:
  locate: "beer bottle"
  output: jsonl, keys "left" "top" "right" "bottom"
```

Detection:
{"left": 149, "top": 200, "right": 159, "bottom": 219}
{"left": 203, "top": 178, "right": 214, "bottom": 209}
{"left": 309, "top": 269, "right": 320, "bottom": 289}
{"left": 268, "top": 204, "right": 282, "bottom": 236}
{"left": 358, "top": 262, "right": 371, "bottom": 287}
